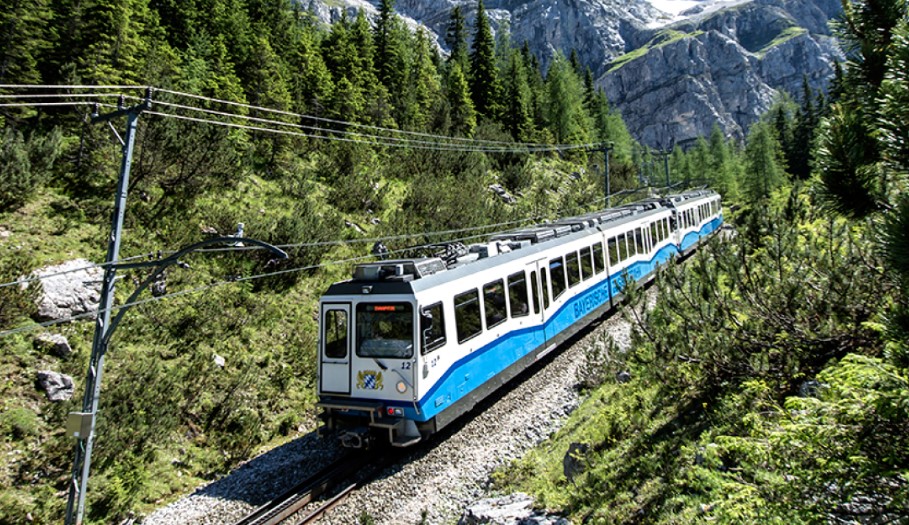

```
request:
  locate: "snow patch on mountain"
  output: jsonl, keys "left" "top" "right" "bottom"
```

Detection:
{"left": 645, "top": 0, "right": 751, "bottom": 27}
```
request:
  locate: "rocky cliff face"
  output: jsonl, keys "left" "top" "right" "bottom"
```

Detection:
{"left": 303, "top": 0, "right": 843, "bottom": 148}
{"left": 606, "top": 0, "right": 842, "bottom": 147}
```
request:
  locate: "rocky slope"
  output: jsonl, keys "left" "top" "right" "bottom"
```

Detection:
{"left": 302, "top": 0, "right": 843, "bottom": 147}
{"left": 603, "top": 0, "right": 844, "bottom": 147}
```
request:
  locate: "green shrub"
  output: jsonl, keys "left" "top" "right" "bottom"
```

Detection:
{"left": 0, "top": 126, "right": 63, "bottom": 210}
{"left": 0, "top": 249, "right": 39, "bottom": 330}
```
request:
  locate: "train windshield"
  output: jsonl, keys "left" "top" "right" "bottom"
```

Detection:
{"left": 356, "top": 303, "right": 414, "bottom": 358}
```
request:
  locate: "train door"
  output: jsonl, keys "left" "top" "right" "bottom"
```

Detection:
{"left": 528, "top": 259, "right": 548, "bottom": 340}
{"left": 320, "top": 303, "right": 351, "bottom": 395}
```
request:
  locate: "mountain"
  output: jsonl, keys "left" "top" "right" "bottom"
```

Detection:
{"left": 601, "top": 0, "right": 844, "bottom": 147}
{"left": 302, "top": 0, "right": 843, "bottom": 147}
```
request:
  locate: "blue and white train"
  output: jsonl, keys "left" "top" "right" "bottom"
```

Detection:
{"left": 316, "top": 190, "right": 723, "bottom": 448}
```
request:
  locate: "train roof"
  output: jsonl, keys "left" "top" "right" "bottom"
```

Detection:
{"left": 323, "top": 190, "right": 718, "bottom": 297}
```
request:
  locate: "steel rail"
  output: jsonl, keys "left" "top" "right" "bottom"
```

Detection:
{"left": 233, "top": 452, "right": 367, "bottom": 525}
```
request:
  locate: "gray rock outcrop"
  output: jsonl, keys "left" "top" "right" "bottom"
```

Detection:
{"left": 599, "top": 0, "right": 843, "bottom": 147}
{"left": 33, "top": 332, "right": 74, "bottom": 358}
{"left": 29, "top": 259, "right": 103, "bottom": 322}
{"left": 460, "top": 493, "right": 570, "bottom": 524}
{"left": 36, "top": 370, "right": 75, "bottom": 402}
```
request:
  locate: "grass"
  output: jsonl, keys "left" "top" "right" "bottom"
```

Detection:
{"left": 607, "top": 30, "right": 705, "bottom": 74}
{"left": 755, "top": 26, "right": 808, "bottom": 58}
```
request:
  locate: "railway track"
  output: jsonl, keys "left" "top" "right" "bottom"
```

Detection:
{"left": 233, "top": 451, "right": 373, "bottom": 525}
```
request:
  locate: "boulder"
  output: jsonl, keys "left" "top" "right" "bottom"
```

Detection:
{"left": 460, "top": 493, "right": 534, "bottom": 525}
{"left": 460, "top": 493, "right": 571, "bottom": 525}
{"left": 36, "top": 370, "right": 75, "bottom": 402}
{"left": 563, "top": 442, "right": 590, "bottom": 481}
{"left": 29, "top": 259, "right": 103, "bottom": 322}
{"left": 33, "top": 332, "right": 73, "bottom": 358}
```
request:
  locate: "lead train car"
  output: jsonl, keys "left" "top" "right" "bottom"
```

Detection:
{"left": 317, "top": 190, "right": 723, "bottom": 448}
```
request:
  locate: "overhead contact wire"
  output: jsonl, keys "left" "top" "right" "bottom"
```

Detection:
{"left": 145, "top": 109, "right": 587, "bottom": 153}
{"left": 154, "top": 87, "right": 596, "bottom": 149}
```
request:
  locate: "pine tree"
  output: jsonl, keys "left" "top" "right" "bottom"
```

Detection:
{"left": 543, "top": 53, "right": 591, "bottom": 145}
{"left": 76, "top": 0, "right": 154, "bottom": 85}
{"left": 330, "top": 75, "right": 366, "bottom": 123}
{"left": 179, "top": 31, "right": 247, "bottom": 103}
{"left": 446, "top": 5, "right": 469, "bottom": 69}
{"left": 469, "top": 0, "right": 500, "bottom": 119}
{"left": 0, "top": 0, "right": 52, "bottom": 86}
{"left": 819, "top": 4, "right": 909, "bottom": 366}
{"left": 446, "top": 60, "right": 476, "bottom": 136}
{"left": 789, "top": 77, "right": 817, "bottom": 179}
{"left": 501, "top": 49, "right": 532, "bottom": 140}
{"left": 0, "top": 0, "right": 53, "bottom": 122}
{"left": 374, "top": 0, "right": 406, "bottom": 96}
{"left": 569, "top": 48, "right": 582, "bottom": 74}
{"left": 246, "top": 33, "right": 293, "bottom": 166}
{"left": 287, "top": 17, "right": 333, "bottom": 115}
{"left": 707, "top": 124, "right": 737, "bottom": 198}
{"left": 401, "top": 29, "right": 442, "bottom": 130}
{"left": 743, "top": 120, "right": 787, "bottom": 201}
{"left": 816, "top": 0, "right": 905, "bottom": 217}
{"left": 588, "top": 90, "right": 633, "bottom": 163}
{"left": 521, "top": 41, "right": 546, "bottom": 133}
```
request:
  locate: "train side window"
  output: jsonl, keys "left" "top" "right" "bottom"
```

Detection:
{"left": 530, "top": 271, "right": 540, "bottom": 314}
{"left": 484, "top": 279, "right": 507, "bottom": 329}
{"left": 628, "top": 229, "right": 638, "bottom": 256}
{"left": 593, "top": 242, "right": 605, "bottom": 274}
{"left": 323, "top": 309, "right": 348, "bottom": 359}
{"left": 650, "top": 222, "right": 658, "bottom": 244}
{"left": 507, "top": 271, "right": 530, "bottom": 318}
{"left": 566, "top": 251, "right": 581, "bottom": 287}
{"left": 580, "top": 246, "right": 594, "bottom": 280}
{"left": 549, "top": 257, "right": 567, "bottom": 299}
{"left": 420, "top": 302, "right": 446, "bottom": 355}
{"left": 617, "top": 233, "right": 628, "bottom": 261}
{"left": 455, "top": 289, "right": 482, "bottom": 343}
{"left": 541, "top": 268, "right": 551, "bottom": 309}
{"left": 607, "top": 238, "right": 618, "bottom": 266}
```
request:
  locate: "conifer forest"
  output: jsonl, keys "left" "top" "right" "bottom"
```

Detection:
{"left": 0, "top": 0, "right": 907, "bottom": 523}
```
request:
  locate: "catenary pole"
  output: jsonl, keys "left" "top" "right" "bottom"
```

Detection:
{"left": 64, "top": 88, "right": 152, "bottom": 525}
{"left": 603, "top": 142, "right": 614, "bottom": 208}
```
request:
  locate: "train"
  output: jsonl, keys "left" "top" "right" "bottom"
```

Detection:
{"left": 316, "top": 189, "right": 723, "bottom": 448}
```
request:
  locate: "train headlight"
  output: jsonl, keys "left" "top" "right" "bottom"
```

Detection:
{"left": 396, "top": 381, "right": 407, "bottom": 393}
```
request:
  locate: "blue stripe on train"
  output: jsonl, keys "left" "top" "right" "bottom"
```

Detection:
{"left": 390, "top": 220, "right": 722, "bottom": 421}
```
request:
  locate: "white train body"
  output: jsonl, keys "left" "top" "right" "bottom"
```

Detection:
{"left": 317, "top": 190, "right": 723, "bottom": 447}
